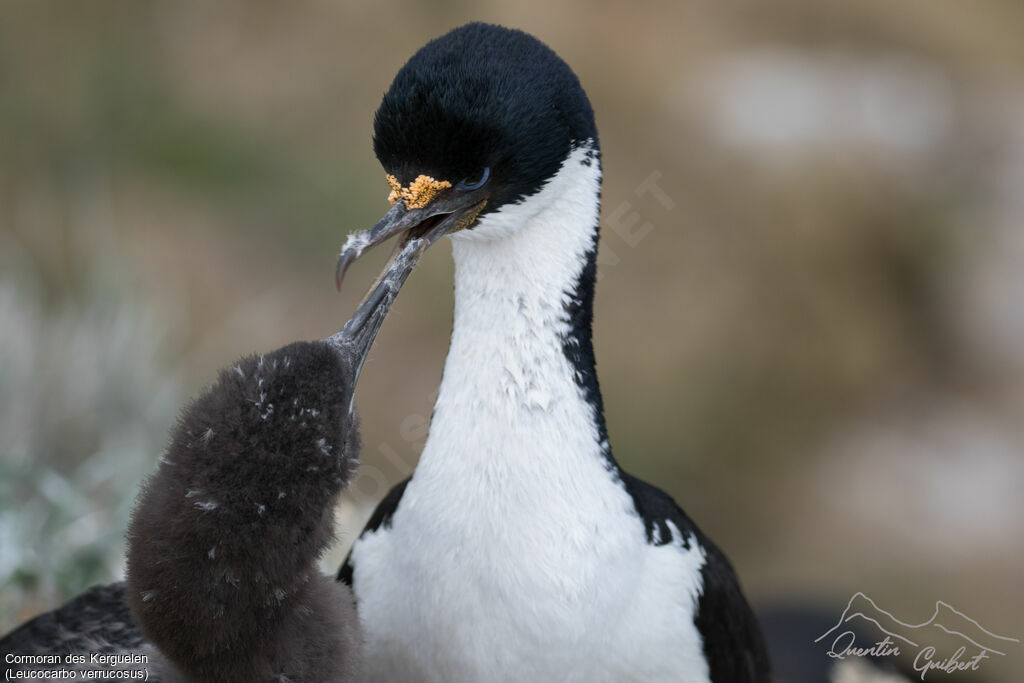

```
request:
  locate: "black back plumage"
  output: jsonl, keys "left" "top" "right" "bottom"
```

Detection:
{"left": 1, "top": 583, "right": 147, "bottom": 681}
{"left": 619, "top": 473, "right": 771, "bottom": 682}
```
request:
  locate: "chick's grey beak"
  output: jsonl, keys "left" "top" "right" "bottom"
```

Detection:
{"left": 325, "top": 236, "right": 420, "bottom": 383}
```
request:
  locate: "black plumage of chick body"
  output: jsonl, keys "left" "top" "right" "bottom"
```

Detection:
{"left": 2, "top": 341, "right": 364, "bottom": 682}
{"left": 125, "top": 341, "right": 363, "bottom": 682}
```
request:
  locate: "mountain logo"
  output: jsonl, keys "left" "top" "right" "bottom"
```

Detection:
{"left": 815, "top": 592, "right": 1018, "bottom": 679}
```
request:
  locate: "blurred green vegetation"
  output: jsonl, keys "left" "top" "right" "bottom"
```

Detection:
{"left": 1, "top": 1, "right": 1022, "bottom": 678}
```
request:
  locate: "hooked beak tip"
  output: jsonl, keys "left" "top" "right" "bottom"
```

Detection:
{"left": 335, "top": 253, "right": 349, "bottom": 292}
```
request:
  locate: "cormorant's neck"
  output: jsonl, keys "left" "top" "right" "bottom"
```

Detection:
{"left": 419, "top": 143, "right": 611, "bottom": 480}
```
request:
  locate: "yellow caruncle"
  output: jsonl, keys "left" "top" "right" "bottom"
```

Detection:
{"left": 385, "top": 174, "right": 453, "bottom": 210}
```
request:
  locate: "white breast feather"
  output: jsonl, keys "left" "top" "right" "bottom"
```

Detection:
{"left": 350, "top": 144, "right": 712, "bottom": 683}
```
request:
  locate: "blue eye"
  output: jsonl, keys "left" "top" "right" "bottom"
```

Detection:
{"left": 455, "top": 167, "right": 490, "bottom": 191}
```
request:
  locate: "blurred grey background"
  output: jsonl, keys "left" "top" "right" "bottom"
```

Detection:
{"left": 1, "top": 1, "right": 1022, "bottom": 679}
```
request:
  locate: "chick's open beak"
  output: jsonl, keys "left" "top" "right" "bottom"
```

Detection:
{"left": 328, "top": 182, "right": 487, "bottom": 381}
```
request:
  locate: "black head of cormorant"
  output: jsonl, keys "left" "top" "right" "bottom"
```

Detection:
{"left": 334, "top": 21, "right": 598, "bottom": 290}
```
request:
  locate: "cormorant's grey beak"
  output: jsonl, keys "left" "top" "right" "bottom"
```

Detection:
{"left": 335, "top": 189, "right": 488, "bottom": 293}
